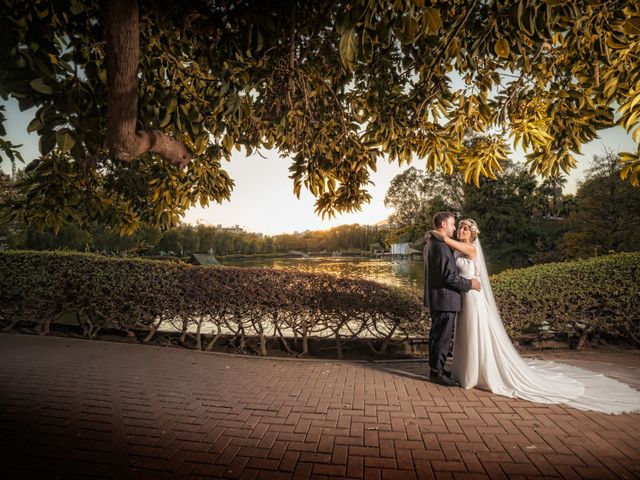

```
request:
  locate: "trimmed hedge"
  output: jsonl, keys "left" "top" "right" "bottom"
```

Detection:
{"left": 491, "top": 252, "right": 640, "bottom": 347}
{"left": 0, "top": 250, "right": 428, "bottom": 357}
{"left": 1, "top": 251, "right": 638, "bottom": 356}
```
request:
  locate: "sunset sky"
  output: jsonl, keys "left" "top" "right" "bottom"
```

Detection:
{"left": 2, "top": 98, "right": 635, "bottom": 235}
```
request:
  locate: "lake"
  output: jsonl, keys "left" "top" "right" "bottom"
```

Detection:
{"left": 221, "top": 257, "right": 425, "bottom": 293}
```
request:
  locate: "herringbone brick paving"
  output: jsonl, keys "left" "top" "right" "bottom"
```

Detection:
{"left": 1, "top": 334, "right": 638, "bottom": 479}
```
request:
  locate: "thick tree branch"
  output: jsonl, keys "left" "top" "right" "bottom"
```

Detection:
{"left": 134, "top": 130, "right": 192, "bottom": 165}
{"left": 104, "top": 0, "right": 192, "bottom": 166}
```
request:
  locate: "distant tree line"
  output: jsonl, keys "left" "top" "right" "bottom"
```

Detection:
{"left": 1, "top": 151, "right": 637, "bottom": 268}
{"left": 0, "top": 176, "right": 388, "bottom": 257}
{"left": 384, "top": 151, "right": 640, "bottom": 270}
{"left": 272, "top": 224, "right": 386, "bottom": 254}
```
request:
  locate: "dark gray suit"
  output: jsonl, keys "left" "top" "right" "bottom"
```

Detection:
{"left": 423, "top": 238, "right": 472, "bottom": 375}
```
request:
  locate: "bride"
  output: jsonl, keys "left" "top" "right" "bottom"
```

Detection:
{"left": 429, "top": 218, "right": 640, "bottom": 414}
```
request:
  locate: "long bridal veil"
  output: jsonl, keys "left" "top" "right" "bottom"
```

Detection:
{"left": 471, "top": 239, "right": 640, "bottom": 414}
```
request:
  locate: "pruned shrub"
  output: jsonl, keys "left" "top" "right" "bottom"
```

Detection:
{"left": 1, "top": 250, "right": 637, "bottom": 355}
{"left": 492, "top": 252, "right": 640, "bottom": 348}
{"left": 0, "top": 250, "right": 428, "bottom": 356}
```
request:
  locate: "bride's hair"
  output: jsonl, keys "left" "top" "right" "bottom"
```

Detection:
{"left": 460, "top": 218, "right": 481, "bottom": 241}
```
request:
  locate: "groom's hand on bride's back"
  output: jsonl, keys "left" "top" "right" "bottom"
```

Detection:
{"left": 471, "top": 278, "right": 481, "bottom": 291}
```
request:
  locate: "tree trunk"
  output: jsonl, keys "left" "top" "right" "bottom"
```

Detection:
{"left": 259, "top": 333, "right": 267, "bottom": 356}
{"left": 335, "top": 333, "right": 343, "bottom": 360}
{"left": 179, "top": 319, "right": 189, "bottom": 346}
{"left": 104, "top": 0, "right": 192, "bottom": 166}
{"left": 38, "top": 316, "right": 51, "bottom": 335}
{"left": 205, "top": 325, "right": 222, "bottom": 352}
{"left": 576, "top": 326, "right": 593, "bottom": 350}
{"left": 275, "top": 324, "right": 295, "bottom": 355}
{"left": 255, "top": 319, "right": 267, "bottom": 356}
{"left": 379, "top": 326, "right": 396, "bottom": 355}
{"left": 302, "top": 328, "right": 309, "bottom": 356}
{"left": 1, "top": 315, "right": 20, "bottom": 332}
{"left": 195, "top": 320, "right": 202, "bottom": 351}
{"left": 84, "top": 317, "right": 94, "bottom": 339}
{"left": 143, "top": 317, "right": 163, "bottom": 343}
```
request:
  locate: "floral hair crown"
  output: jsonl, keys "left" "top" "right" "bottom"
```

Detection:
{"left": 459, "top": 219, "right": 480, "bottom": 237}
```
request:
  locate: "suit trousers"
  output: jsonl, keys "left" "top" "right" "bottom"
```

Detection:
{"left": 429, "top": 311, "right": 456, "bottom": 375}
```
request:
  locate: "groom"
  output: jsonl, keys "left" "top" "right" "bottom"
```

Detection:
{"left": 424, "top": 212, "right": 481, "bottom": 386}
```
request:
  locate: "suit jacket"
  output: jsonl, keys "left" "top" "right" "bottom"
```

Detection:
{"left": 423, "top": 238, "right": 472, "bottom": 312}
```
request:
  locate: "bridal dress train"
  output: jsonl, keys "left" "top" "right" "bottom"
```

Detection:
{"left": 451, "top": 240, "right": 640, "bottom": 414}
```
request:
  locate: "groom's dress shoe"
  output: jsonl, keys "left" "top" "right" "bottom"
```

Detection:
{"left": 430, "top": 374, "right": 458, "bottom": 387}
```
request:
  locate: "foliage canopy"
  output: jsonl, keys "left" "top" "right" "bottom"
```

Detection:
{"left": 1, "top": 0, "right": 639, "bottom": 233}
{"left": 384, "top": 160, "right": 546, "bottom": 267}
{"left": 562, "top": 151, "right": 640, "bottom": 257}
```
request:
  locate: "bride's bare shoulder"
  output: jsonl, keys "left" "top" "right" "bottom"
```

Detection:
{"left": 462, "top": 244, "right": 477, "bottom": 260}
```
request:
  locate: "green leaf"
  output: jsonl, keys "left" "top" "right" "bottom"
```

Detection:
{"left": 69, "top": 1, "right": 85, "bottom": 15}
{"left": 39, "top": 133, "right": 56, "bottom": 155}
{"left": 622, "top": 17, "right": 640, "bottom": 36}
{"left": 359, "top": 29, "right": 373, "bottom": 63}
{"left": 339, "top": 25, "right": 357, "bottom": 70}
{"left": 620, "top": 152, "right": 640, "bottom": 186}
{"left": 424, "top": 7, "right": 442, "bottom": 35}
{"left": 27, "top": 117, "right": 44, "bottom": 133}
{"left": 56, "top": 130, "right": 76, "bottom": 153}
{"left": 30, "top": 78, "right": 54, "bottom": 94}
{"left": 403, "top": 16, "right": 418, "bottom": 42}
{"left": 256, "top": 30, "right": 264, "bottom": 52}
{"left": 494, "top": 38, "right": 510, "bottom": 58}
{"left": 167, "top": 97, "right": 178, "bottom": 114}
{"left": 159, "top": 110, "right": 172, "bottom": 128}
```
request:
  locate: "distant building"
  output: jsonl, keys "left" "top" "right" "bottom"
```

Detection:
{"left": 287, "top": 250, "right": 310, "bottom": 258}
{"left": 216, "top": 224, "right": 246, "bottom": 235}
{"left": 189, "top": 254, "right": 221, "bottom": 266}
{"left": 390, "top": 242, "right": 420, "bottom": 256}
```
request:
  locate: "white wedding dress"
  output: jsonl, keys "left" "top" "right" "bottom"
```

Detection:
{"left": 451, "top": 239, "right": 640, "bottom": 414}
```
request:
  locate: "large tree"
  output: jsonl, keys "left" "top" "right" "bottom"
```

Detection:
{"left": 384, "top": 166, "right": 464, "bottom": 226}
{"left": 535, "top": 174, "right": 568, "bottom": 218}
{"left": 1, "top": 0, "right": 639, "bottom": 233}
{"left": 384, "top": 157, "right": 542, "bottom": 267}
{"left": 562, "top": 151, "right": 640, "bottom": 257}
{"left": 463, "top": 160, "right": 540, "bottom": 267}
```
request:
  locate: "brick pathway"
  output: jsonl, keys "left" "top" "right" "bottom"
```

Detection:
{"left": 1, "top": 334, "right": 639, "bottom": 480}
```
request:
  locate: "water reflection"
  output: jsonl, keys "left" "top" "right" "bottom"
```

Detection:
{"left": 221, "top": 257, "right": 424, "bottom": 293}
